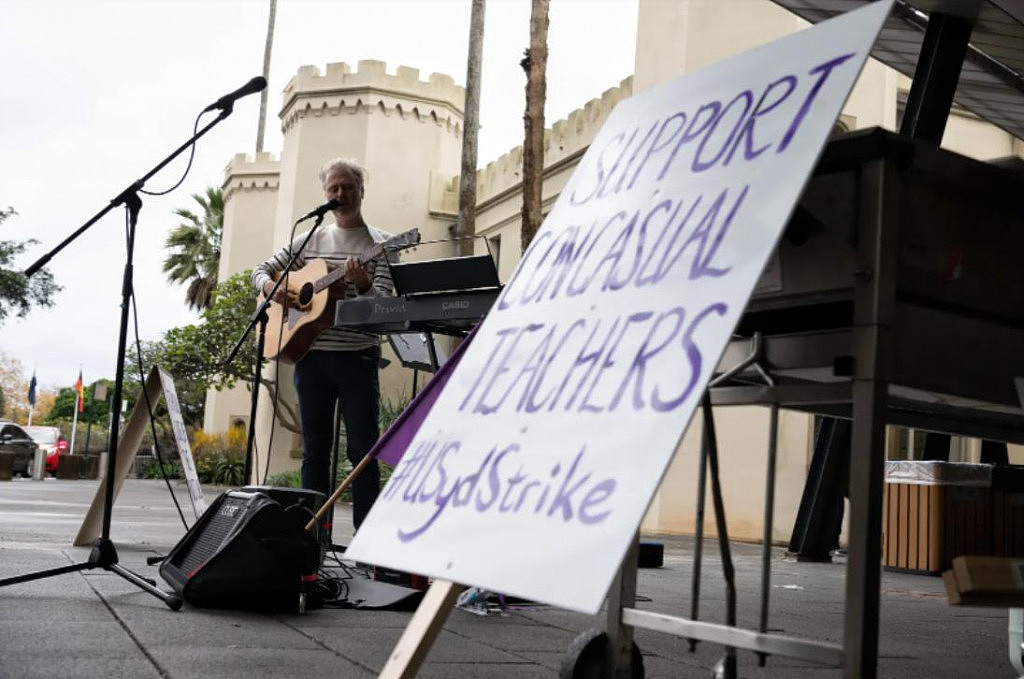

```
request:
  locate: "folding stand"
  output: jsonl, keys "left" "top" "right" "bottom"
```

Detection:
{"left": 593, "top": 127, "right": 1024, "bottom": 678}
{"left": 589, "top": 0, "right": 1024, "bottom": 669}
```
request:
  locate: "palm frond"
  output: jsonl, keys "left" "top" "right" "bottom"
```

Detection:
{"left": 163, "top": 186, "right": 224, "bottom": 310}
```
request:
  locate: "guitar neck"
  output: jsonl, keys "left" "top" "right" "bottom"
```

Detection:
{"left": 312, "top": 244, "right": 385, "bottom": 294}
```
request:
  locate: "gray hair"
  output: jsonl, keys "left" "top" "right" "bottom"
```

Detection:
{"left": 318, "top": 157, "right": 367, "bottom": 190}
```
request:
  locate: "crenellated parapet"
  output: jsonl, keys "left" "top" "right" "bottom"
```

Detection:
{"left": 474, "top": 76, "right": 633, "bottom": 204}
{"left": 280, "top": 60, "right": 465, "bottom": 136}
{"left": 222, "top": 152, "right": 281, "bottom": 201}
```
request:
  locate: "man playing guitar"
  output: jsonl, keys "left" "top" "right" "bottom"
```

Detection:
{"left": 252, "top": 157, "right": 395, "bottom": 532}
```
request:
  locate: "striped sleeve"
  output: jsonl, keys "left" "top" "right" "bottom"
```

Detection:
{"left": 251, "top": 234, "right": 310, "bottom": 296}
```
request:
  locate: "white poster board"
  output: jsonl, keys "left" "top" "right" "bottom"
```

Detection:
{"left": 348, "top": 0, "right": 895, "bottom": 614}
{"left": 157, "top": 366, "right": 207, "bottom": 518}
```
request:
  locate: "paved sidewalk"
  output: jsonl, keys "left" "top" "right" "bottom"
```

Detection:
{"left": 0, "top": 478, "right": 1013, "bottom": 678}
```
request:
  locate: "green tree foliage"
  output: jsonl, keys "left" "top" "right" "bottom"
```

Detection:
{"left": 0, "top": 352, "right": 30, "bottom": 422}
{"left": 46, "top": 378, "right": 115, "bottom": 424}
{"left": 163, "top": 187, "right": 223, "bottom": 311}
{"left": 0, "top": 207, "right": 60, "bottom": 325}
{"left": 146, "top": 271, "right": 301, "bottom": 432}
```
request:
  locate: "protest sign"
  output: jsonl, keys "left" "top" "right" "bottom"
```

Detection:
{"left": 348, "top": 0, "right": 895, "bottom": 614}
{"left": 156, "top": 366, "right": 206, "bottom": 518}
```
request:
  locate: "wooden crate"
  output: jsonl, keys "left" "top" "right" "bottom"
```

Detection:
{"left": 883, "top": 482, "right": 990, "bottom": 574}
{"left": 0, "top": 451, "right": 13, "bottom": 481}
{"left": 56, "top": 455, "right": 82, "bottom": 480}
{"left": 991, "top": 490, "right": 1024, "bottom": 558}
{"left": 81, "top": 455, "right": 100, "bottom": 480}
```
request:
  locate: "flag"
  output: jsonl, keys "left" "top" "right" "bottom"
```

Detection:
{"left": 75, "top": 371, "right": 84, "bottom": 413}
{"left": 27, "top": 373, "right": 37, "bottom": 407}
{"left": 370, "top": 328, "right": 475, "bottom": 466}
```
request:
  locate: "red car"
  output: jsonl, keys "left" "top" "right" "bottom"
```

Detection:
{"left": 24, "top": 426, "right": 69, "bottom": 475}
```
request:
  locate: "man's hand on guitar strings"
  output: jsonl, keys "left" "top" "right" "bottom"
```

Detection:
{"left": 344, "top": 256, "right": 372, "bottom": 294}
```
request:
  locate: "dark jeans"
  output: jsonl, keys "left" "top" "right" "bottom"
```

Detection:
{"left": 293, "top": 347, "right": 381, "bottom": 530}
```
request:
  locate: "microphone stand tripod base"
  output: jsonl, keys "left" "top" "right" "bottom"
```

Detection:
{"left": 0, "top": 538, "right": 182, "bottom": 611}
{"left": 87, "top": 538, "right": 184, "bottom": 610}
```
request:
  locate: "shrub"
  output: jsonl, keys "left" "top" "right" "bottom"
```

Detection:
{"left": 143, "top": 458, "right": 182, "bottom": 479}
{"left": 212, "top": 454, "right": 245, "bottom": 486}
{"left": 266, "top": 470, "right": 301, "bottom": 488}
{"left": 379, "top": 396, "right": 408, "bottom": 432}
{"left": 190, "top": 427, "right": 246, "bottom": 485}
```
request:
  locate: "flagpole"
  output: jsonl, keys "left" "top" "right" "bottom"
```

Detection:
{"left": 27, "top": 404, "right": 34, "bottom": 427}
{"left": 70, "top": 400, "right": 79, "bottom": 455}
{"left": 70, "top": 369, "right": 83, "bottom": 456}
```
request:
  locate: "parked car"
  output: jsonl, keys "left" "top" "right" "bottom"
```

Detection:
{"left": 24, "top": 425, "right": 69, "bottom": 475}
{"left": 0, "top": 421, "right": 39, "bottom": 477}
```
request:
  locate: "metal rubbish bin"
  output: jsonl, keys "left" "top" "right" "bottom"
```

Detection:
{"left": 883, "top": 461, "right": 992, "bottom": 574}
{"left": 991, "top": 465, "right": 1024, "bottom": 559}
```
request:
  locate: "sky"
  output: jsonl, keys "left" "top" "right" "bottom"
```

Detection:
{"left": 0, "top": 0, "right": 638, "bottom": 392}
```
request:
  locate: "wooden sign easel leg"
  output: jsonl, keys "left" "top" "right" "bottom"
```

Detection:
{"left": 379, "top": 579, "right": 464, "bottom": 678}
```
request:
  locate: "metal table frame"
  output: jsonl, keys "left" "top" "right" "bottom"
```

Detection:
{"left": 603, "top": 129, "right": 1024, "bottom": 678}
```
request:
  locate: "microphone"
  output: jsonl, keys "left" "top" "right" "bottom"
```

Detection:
{"left": 202, "top": 76, "right": 267, "bottom": 113}
{"left": 297, "top": 199, "right": 340, "bottom": 222}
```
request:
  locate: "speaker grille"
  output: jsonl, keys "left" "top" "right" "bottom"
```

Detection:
{"left": 176, "top": 494, "right": 251, "bottom": 574}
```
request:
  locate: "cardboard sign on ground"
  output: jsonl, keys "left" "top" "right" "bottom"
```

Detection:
{"left": 75, "top": 366, "right": 205, "bottom": 545}
{"left": 348, "top": 0, "right": 895, "bottom": 615}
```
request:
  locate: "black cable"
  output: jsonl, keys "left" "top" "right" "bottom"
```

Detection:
{"left": 314, "top": 574, "right": 351, "bottom": 607}
{"left": 129, "top": 286, "right": 189, "bottom": 531}
{"left": 279, "top": 503, "right": 358, "bottom": 606}
{"left": 315, "top": 560, "right": 355, "bottom": 607}
{"left": 138, "top": 111, "right": 207, "bottom": 198}
{"left": 259, "top": 218, "right": 301, "bottom": 485}
{"left": 119, "top": 132, "right": 196, "bottom": 531}
{"left": 97, "top": 106, "right": 222, "bottom": 532}
{"left": 260, "top": 343, "right": 284, "bottom": 485}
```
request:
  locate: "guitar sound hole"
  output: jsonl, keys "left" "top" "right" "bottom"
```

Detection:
{"left": 298, "top": 283, "right": 314, "bottom": 306}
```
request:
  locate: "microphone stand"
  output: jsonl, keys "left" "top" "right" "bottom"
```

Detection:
{"left": 225, "top": 211, "right": 329, "bottom": 484}
{"left": 0, "top": 105, "right": 239, "bottom": 611}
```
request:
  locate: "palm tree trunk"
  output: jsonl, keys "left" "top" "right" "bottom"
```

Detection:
{"left": 521, "top": 0, "right": 549, "bottom": 252}
{"left": 256, "top": 0, "right": 277, "bottom": 154}
{"left": 457, "top": 0, "right": 486, "bottom": 257}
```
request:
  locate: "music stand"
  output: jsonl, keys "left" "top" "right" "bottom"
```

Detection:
{"left": 388, "top": 332, "right": 448, "bottom": 373}
{"left": 0, "top": 85, "right": 258, "bottom": 610}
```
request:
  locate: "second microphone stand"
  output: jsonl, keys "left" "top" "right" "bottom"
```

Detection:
{"left": 226, "top": 211, "right": 329, "bottom": 484}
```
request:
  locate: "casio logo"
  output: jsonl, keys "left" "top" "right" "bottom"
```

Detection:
{"left": 441, "top": 300, "right": 470, "bottom": 314}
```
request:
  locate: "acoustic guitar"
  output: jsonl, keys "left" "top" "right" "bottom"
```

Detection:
{"left": 262, "top": 228, "right": 420, "bottom": 363}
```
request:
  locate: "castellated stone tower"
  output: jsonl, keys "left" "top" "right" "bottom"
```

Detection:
{"left": 273, "top": 59, "right": 464, "bottom": 259}
{"left": 208, "top": 60, "right": 465, "bottom": 480}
